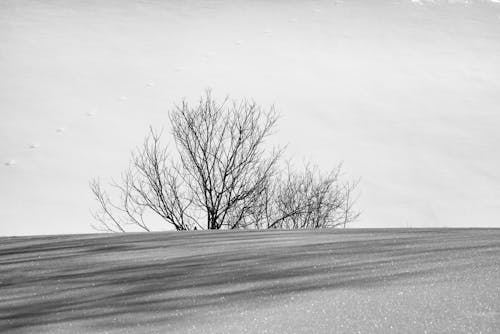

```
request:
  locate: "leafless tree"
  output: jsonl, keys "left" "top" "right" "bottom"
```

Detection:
{"left": 239, "top": 162, "right": 359, "bottom": 230}
{"left": 90, "top": 128, "right": 195, "bottom": 232}
{"left": 263, "top": 163, "right": 360, "bottom": 229}
{"left": 90, "top": 91, "right": 359, "bottom": 232}
{"left": 169, "top": 92, "right": 282, "bottom": 229}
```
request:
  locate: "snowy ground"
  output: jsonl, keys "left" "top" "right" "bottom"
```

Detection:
{"left": 1, "top": 229, "right": 499, "bottom": 333}
{"left": 1, "top": 0, "right": 500, "bottom": 235}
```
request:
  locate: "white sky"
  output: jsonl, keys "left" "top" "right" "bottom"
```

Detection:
{"left": 1, "top": 0, "right": 500, "bottom": 236}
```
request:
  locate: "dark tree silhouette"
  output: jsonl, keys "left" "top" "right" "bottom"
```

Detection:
{"left": 90, "top": 91, "right": 359, "bottom": 232}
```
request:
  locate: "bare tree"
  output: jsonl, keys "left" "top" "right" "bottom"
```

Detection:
{"left": 90, "top": 128, "right": 195, "bottom": 232}
{"left": 170, "top": 92, "right": 281, "bottom": 229}
{"left": 249, "top": 163, "right": 359, "bottom": 229}
{"left": 90, "top": 91, "right": 359, "bottom": 232}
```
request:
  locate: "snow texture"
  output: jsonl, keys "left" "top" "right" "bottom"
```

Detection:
{"left": 0, "top": 229, "right": 499, "bottom": 333}
{"left": 1, "top": 0, "right": 500, "bottom": 235}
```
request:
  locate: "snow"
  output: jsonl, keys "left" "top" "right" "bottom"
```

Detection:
{"left": 4, "top": 159, "right": 16, "bottom": 167}
{"left": 1, "top": 0, "right": 500, "bottom": 235}
{"left": 0, "top": 229, "right": 498, "bottom": 333}
{"left": 410, "top": 0, "right": 492, "bottom": 3}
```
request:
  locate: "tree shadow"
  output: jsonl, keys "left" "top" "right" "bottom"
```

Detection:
{"left": 1, "top": 229, "right": 499, "bottom": 332}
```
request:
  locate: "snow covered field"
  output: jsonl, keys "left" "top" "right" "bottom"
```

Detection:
{"left": 1, "top": 229, "right": 499, "bottom": 333}
{"left": 2, "top": 0, "right": 500, "bottom": 235}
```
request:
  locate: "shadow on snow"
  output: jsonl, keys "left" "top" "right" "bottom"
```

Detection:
{"left": 1, "top": 228, "right": 499, "bottom": 332}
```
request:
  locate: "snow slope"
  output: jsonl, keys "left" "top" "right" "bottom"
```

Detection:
{"left": 1, "top": 0, "right": 500, "bottom": 235}
{"left": 1, "top": 229, "right": 499, "bottom": 333}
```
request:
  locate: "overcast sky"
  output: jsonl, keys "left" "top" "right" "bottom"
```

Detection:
{"left": 1, "top": 0, "right": 500, "bottom": 236}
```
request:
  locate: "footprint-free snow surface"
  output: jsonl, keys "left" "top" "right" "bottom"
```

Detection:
{"left": 1, "top": 229, "right": 499, "bottom": 333}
